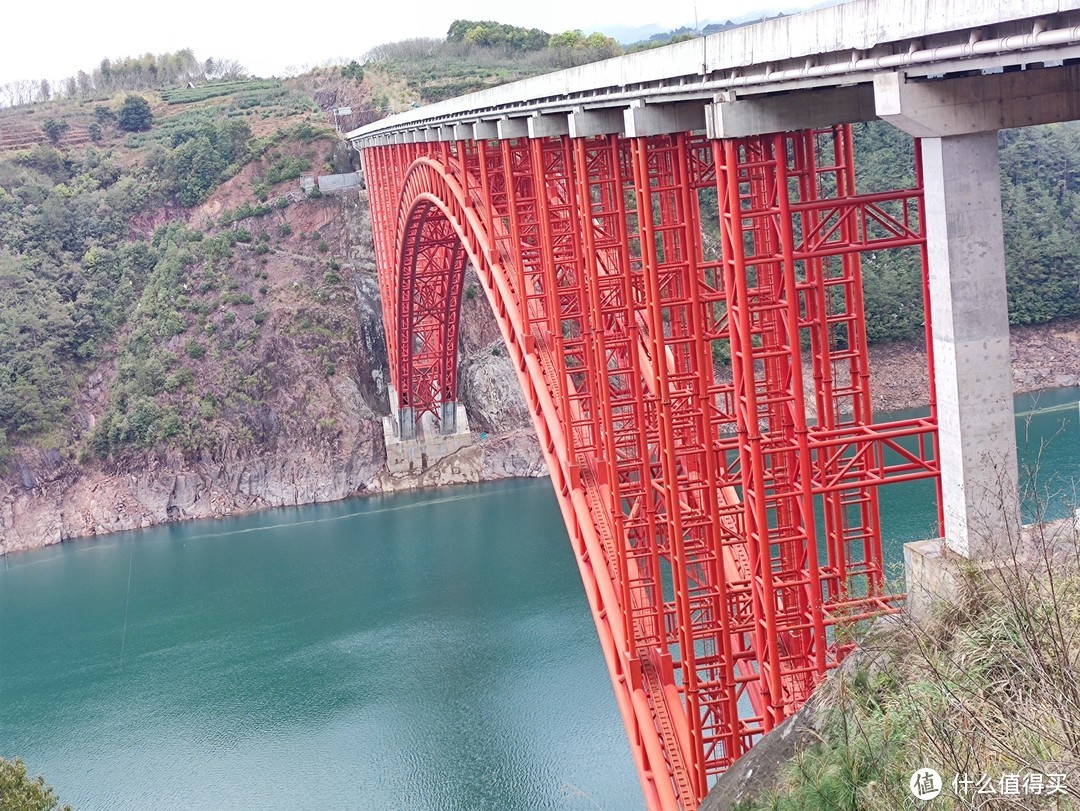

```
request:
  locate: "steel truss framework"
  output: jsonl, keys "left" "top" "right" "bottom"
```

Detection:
{"left": 361, "top": 125, "right": 943, "bottom": 810}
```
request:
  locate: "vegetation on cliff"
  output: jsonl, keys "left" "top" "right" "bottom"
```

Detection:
{"left": 0, "top": 60, "right": 370, "bottom": 470}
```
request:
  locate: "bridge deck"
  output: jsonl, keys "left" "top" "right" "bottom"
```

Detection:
{"left": 349, "top": 0, "right": 1080, "bottom": 142}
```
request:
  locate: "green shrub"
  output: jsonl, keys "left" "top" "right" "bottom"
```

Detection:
{"left": 117, "top": 95, "right": 153, "bottom": 132}
{"left": 0, "top": 756, "right": 71, "bottom": 811}
{"left": 164, "top": 367, "right": 194, "bottom": 392}
{"left": 41, "top": 118, "right": 70, "bottom": 145}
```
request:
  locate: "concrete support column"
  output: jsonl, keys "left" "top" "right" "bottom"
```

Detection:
{"left": 869, "top": 67, "right": 1080, "bottom": 561}
{"left": 440, "top": 401, "right": 457, "bottom": 435}
{"left": 921, "top": 132, "right": 1019, "bottom": 558}
{"left": 398, "top": 406, "right": 416, "bottom": 440}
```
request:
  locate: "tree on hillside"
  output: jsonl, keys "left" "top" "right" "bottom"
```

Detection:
{"left": 446, "top": 19, "right": 549, "bottom": 51}
{"left": 547, "top": 30, "right": 622, "bottom": 65}
{"left": 118, "top": 95, "right": 153, "bottom": 132}
{"left": 0, "top": 79, "right": 39, "bottom": 107}
{"left": 41, "top": 119, "right": 69, "bottom": 145}
{"left": 0, "top": 757, "right": 71, "bottom": 811}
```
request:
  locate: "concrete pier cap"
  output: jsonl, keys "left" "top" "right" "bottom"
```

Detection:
{"left": 527, "top": 113, "right": 570, "bottom": 139}
{"left": 496, "top": 116, "right": 529, "bottom": 140}
{"left": 568, "top": 107, "right": 625, "bottom": 138}
{"left": 473, "top": 120, "right": 499, "bottom": 141}
{"left": 623, "top": 100, "right": 706, "bottom": 137}
{"left": 706, "top": 84, "right": 877, "bottom": 139}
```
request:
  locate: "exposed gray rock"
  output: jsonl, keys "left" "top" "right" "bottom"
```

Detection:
{"left": 458, "top": 345, "right": 533, "bottom": 435}
{"left": 0, "top": 418, "right": 386, "bottom": 555}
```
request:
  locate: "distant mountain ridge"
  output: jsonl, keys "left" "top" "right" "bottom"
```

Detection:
{"left": 592, "top": 0, "right": 844, "bottom": 46}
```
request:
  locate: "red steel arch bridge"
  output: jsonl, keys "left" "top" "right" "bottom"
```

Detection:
{"left": 349, "top": 1, "right": 1080, "bottom": 806}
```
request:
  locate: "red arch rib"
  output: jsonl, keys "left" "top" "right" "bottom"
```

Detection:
{"left": 392, "top": 155, "right": 679, "bottom": 810}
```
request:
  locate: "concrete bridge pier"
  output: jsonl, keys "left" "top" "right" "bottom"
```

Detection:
{"left": 917, "top": 132, "right": 1019, "bottom": 559}
{"left": 901, "top": 130, "right": 1021, "bottom": 614}
{"left": 874, "top": 66, "right": 1080, "bottom": 609}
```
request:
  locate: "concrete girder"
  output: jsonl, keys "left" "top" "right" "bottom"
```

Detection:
{"left": 706, "top": 83, "right": 877, "bottom": 137}
{"left": 623, "top": 101, "right": 706, "bottom": 137}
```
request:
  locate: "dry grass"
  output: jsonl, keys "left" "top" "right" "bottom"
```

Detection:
{"left": 741, "top": 512, "right": 1080, "bottom": 810}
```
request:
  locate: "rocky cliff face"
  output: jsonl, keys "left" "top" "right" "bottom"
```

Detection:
{"left": 0, "top": 422, "right": 385, "bottom": 554}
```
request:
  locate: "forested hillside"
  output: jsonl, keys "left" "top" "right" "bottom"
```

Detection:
{"left": 853, "top": 120, "right": 1080, "bottom": 342}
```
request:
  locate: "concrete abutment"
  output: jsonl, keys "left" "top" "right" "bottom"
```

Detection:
{"left": 383, "top": 385, "right": 473, "bottom": 475}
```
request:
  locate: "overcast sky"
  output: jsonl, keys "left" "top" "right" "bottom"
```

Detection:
{"left": 1, "top": 0, "right": 827, "bottom": 87}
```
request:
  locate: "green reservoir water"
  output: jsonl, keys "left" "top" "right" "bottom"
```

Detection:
{"left": 2, "top": 389, "right": 1079, "bottom": 810}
